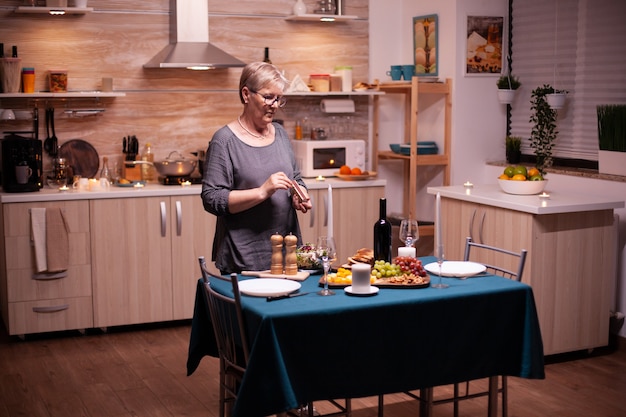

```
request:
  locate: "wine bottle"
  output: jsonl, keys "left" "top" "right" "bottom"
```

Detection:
{"left": 373, "top": 198, "right": 392, "bottom": 262}
{"left": 263, "top": 47, "right": 272, "bottom": 64}
{"left": 11, "top": 45, "right": 17, "bottom": 58}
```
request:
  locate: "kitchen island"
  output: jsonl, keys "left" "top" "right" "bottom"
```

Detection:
{"left": 428, "top": 184, "right": 624, "bottom": 355}
{"left": 0, "top": 178, "right": 385, "bottom": 336}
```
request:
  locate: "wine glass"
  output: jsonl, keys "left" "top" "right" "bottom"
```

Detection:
{"left": 431, "top": 242, "right": 449, "bottom": 289}
{"left": 316, "top": 236, "right": 337, "bottom": 296}
{"left": 399, "top": 219, "right": 419, "bottom": 247}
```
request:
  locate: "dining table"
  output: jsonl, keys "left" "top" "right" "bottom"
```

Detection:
{"left": 187, "top": 256, "right": 545, "bottom": 417}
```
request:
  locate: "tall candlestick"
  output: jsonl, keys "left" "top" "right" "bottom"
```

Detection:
{"left": 435, "top": 192, "right": 442, "bottom": 249}
{"left": 327, "top": 183, "right": 333, "bottom": 238}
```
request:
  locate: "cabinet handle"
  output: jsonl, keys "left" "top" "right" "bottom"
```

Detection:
{"left": 33, "top": 304, "right": 69, "bottom": 313}
{"left": 175, "top": 200, "right": 182, "bottom": 236}
{"left": 469, "top": 209, "right": 476, "bottom": 241}
{"left": 478, "top": 211, "right": 486, "bottom": 244}
{"left": 32, "top": 271, "right": 68, "bottom": 280}
{"left": 160, "top": 201, "right": 167, "bottom": 237}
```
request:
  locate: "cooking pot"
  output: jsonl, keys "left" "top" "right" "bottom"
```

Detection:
{"left": 153, "top": 151, "right": 197, "bottom": 177}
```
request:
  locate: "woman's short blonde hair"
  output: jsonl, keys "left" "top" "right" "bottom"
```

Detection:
{"left": 238, "top": 62, "right": 290, "bottom": 104}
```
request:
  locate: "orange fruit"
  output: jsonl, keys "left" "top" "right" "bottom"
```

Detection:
{"left": 511, "top": 174, "right": 527, "bottom": 181}
{"left": 527, "top": 168, "right": 540, "bottom": 178}
{"left": 350, "top": 167, "right": 362, "bottom": 175}
{"left": 339, "top": 165, "right": 351, "bottom": 175}
{"left": 498, "top": 174, "right": 510, "bottom": 180}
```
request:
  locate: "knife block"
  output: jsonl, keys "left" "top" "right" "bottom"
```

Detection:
{"left": 123, "top": 161, "right": 143, "bottom": 181}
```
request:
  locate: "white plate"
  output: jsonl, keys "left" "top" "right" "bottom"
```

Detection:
{"left": 238, "top": 278, "right": 301, "bottom": 297}
{"left": 344, "top": 286, "right": 379, "bottom": 296}
{"left": 424, "top": 261, "right": 487, "bottom": 278}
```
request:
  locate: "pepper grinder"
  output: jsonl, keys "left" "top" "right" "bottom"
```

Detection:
{"left": 284, "top": 234, "right": 298, "bottom": 276}
{"left": 270, "top": 233, "right": 284, "bottom": 275}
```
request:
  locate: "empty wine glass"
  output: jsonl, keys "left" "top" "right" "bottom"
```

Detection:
{"left": 431, "top": 242, "right": 449, "bottom": 289}
{"left": 399, "top": 219, "right": 419, "bottom": 247}
{"left": 316, "top": 236, "right": 337, "bottom": 296}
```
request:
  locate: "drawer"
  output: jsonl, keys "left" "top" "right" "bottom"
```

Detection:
{"left": 7, "top": 296, "right": 93, "bottom": 336}
{"left": 6, "top": 264, "right": 92, "bottom": 302}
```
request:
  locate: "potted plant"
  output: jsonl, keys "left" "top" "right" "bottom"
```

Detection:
{"left": 529, "top": 85, "right": 559, "bottom": 175}
{"left": 505, "top": 135, "right": 522, "bottom": 164}
{"left": 597, "top": 104, "right": 626, "bottom": 176}
{"left": 546, "top": 89, "right": 568, "bottom": 110}
{"left": 496, "top": 74, "right": 521, "bottom": 105}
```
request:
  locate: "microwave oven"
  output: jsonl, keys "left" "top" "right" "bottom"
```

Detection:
{"left": 291, "top": 139, "right": 366, "bottom": 178}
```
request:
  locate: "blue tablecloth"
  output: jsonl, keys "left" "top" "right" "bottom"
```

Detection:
{"left": 187, "top": 256, "right": 544, "bottom": 417}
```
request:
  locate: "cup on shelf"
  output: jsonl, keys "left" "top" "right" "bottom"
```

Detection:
{"left": 401, "top": 64, "right": 415, "bottom": 80}
{"left": 386, "top": 65, "right": 402, "bottom": 81}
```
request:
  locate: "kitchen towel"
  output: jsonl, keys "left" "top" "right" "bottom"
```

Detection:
{"left": 320, "top": 99, "right": 355, "bottom": 113}
{"left": 46, "top": 208, "right": 69, "bottom": 273}
{"left": 30, "top": 208, "right": 47, "bottom": 273}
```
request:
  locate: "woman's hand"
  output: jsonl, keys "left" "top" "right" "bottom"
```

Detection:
{"left": 292, "top": 190, "right": 312, "bottom": 213}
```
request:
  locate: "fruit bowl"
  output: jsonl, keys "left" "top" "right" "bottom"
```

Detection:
{"left": 497, "top": 179, "right": 548, "bottom": 195}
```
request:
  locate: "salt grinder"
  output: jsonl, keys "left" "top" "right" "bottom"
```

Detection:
{"left": 271, "top": 233, "right": 284, "bottom": 275}
{"left": 284, "top": 234, "right": 298, "bottom": 276}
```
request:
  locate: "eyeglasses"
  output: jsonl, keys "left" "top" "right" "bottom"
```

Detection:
{"left": 249, "top": 89, "right": 287, "bottom": 108}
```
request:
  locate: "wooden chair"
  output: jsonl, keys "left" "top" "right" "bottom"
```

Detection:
{"left": 377, "top": 238, "right": 528, "bottom": 417}
{"left": 198, "top": 257, "right": 351, "bottom": 417}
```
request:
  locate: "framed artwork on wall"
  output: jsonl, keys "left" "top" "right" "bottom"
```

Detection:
{"left": 413, "top": 14, "right": 438, "bottom": 77}
{"left": 465, "top": 15, "right": 504, "bottom": 76}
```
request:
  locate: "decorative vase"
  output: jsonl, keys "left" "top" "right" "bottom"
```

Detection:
{"left": 598, "top": 150, "right": 626, "bottom": 176}
{"left": 506, "top": 150, "right": 521, "bottom": 164}
{"left": 293, "top": 0, "right": 307, "bottom": 15}
{"left": 497, "top": 89, "right": 516, "bottom": 105}
{"left": 547, "top": 93, "right": 567, "bottom": 110}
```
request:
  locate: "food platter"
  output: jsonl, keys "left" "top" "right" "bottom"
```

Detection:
{"left": 334, "top": 171, "right": 377, "bottom": 181}
{"left": 320, "top": 275, "right": 430, "bottom": 289}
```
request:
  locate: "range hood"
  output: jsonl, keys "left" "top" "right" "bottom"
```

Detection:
{"left": 144, "top": 0, "right": 245, "bottom": 70}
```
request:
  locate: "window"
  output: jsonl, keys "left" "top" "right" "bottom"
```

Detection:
{"left": 509, "top": 0, "right": 626, "bottom": 162}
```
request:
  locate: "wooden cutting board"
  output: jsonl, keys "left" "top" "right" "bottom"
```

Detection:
{"left": 241, "top": 270, "right": 310, "bottom": 281}
{"left": 58, "top": 139, "right": 100, "bottom": 178}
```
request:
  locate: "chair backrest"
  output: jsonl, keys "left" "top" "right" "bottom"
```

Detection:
{"left": 198, "top": 257, "right": 250, "bottom": 368}
{"left": 463, "top": 237, "right": 528, "bottom": 281}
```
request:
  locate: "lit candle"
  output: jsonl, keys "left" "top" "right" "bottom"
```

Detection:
{"left": 435, "top": 192, "right": 442, "bottom": 249}
{"left": 58, "top": 185, "right": 69, "bottom": 192}
{"left": 327, "top": 183, "right": 333, "bottom": 238}
{"left": 398, "top": 246, "right": 416, "bottom": 258}
{"left": 538, "top": 192, "right": 550, "bottom": 200}
{"left": 316, "top": 175, "right": 325, "bottom": 181}
{"left": 181, "top": 180, "right": 192, "bottom": 187}
{"left": 463, "top": 181, "right": 473, "bottom": 188}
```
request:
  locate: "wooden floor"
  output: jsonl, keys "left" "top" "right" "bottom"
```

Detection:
{"left": 1, "top": 321, "right": 625, "bottom": 417}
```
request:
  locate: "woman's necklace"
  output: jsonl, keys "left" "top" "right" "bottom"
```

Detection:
{"left": 238, "top": 116, "right": 270, "bottom": 139}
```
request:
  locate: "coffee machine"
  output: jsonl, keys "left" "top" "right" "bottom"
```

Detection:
{"left": 1, "top": 133, "right": 43, "bottom": 192}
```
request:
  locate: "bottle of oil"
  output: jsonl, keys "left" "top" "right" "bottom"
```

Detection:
{"left": 141, "top": 143, "right": 156, "bottom": 182}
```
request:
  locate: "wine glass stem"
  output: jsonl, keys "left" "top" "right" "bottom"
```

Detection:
{"left": 323, "top": 257, "right": 329, "bottom": 291}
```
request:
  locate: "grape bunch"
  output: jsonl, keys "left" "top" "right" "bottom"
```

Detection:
{"left": 393, "top": 256, "right": 427, "bottom": 277}
{"left": 372, "top": 260, "right": 402, "bottom": 278}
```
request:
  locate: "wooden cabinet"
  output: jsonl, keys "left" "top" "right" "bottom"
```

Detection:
{"left": 90, "top": 195, "right": 214, "bottom": 328}
{"left": 441, "top": 197, "right": 618, "bottom": 355}
{"left": 297, "top": 184, "right": 385, "bottom": 266}
{"left": 0, "top": 200, "right": 92, "bottom": 336}
{"left": 373, "top": 77, "right": 452, "bottom": 236}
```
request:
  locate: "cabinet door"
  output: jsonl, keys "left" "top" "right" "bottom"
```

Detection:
{"left": 2, "top": 200, "right": 93, "bottom": 335}
{"left": 170, "top": 195, "right": 216, "bottom": 320}
{"left": 90, "top": 197, "right": 173, "bottom": 327}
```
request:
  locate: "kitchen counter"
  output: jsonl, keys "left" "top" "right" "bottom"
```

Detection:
{"left": 427, "top": 184, "right": 624, "bottom": 214}
{"left": 0, "top": 178, "right": 386, "bottom": 203}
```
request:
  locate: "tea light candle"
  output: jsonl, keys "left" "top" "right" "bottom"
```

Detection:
{"left": 58, "top": 185, "right": 69, "bottom": 192}
{"left": 538, "top": 192, "right": 550, "bottom": 200}
{"left": 181, "top": 180, "right": 192, "bottom": 187}
{"left": 463, "top": 181, "right": 473, "bottom": 188}
{"left": 398, "top": 246, "right": 416, "bottom": 258}
{"left": 316, "top": 175, "right": 325, "bottom": 181}
{"left": 133, "top": 182, "right": 145, "bottom": 188}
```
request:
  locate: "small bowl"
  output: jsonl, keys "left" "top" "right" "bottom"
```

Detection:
{"left": 497, "top": 178, "right": 548, "bottom": 195}
{"left": 389, "top": 144, "right": 401, "bottom": 153}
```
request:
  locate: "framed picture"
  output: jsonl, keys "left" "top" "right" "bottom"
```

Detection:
{"left": 413, "top": 14, "right": 438, "bottom": 77}
{"left": 465, "top": 15, "right": 504, "bottom": 76}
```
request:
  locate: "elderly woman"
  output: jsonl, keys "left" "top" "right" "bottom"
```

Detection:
{"left": 201, "top": 62, "right": 312, "bottom": 274}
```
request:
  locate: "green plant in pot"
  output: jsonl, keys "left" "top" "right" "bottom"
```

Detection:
{"left": 505, "top": 136, "right": 522, "bottom": 164}
{"left": 496, "top": 74, "right": 521, "bottom": 105}
{"left": 597, "top": 104, "right": 626, "bottom": 176}
{"left": 529, "top": 85, "right": 558, "bottom": 175}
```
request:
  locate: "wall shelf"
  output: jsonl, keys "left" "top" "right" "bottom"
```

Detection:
{"left": 15, "top": 6, "right": 93, "bottom": 15}
{"left": 0, "top": 92, "right": 124, "bottom": 99}
{"left": 284, "top": 90, "right": 383, "bottom": 97}
{"left": 285, "top": 14, "right": 358, "bottom": 22}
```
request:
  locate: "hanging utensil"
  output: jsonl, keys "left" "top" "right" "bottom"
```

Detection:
{"left": 49, "top": 108, "right": 58, "bottom": 157}
{"left": 43, "top": 108, "right": 52, "bottom": 154}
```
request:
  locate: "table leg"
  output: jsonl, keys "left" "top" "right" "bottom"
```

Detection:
{"left": 488, "top": 376, "right": 498, "bottom": 417}
{"left": 419, "top": 387, "right": 433, "bottom": 417}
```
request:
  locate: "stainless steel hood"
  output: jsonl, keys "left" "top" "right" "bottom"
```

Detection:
{"left": 144, "top": 0, "right": 245, "bottom": 70}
